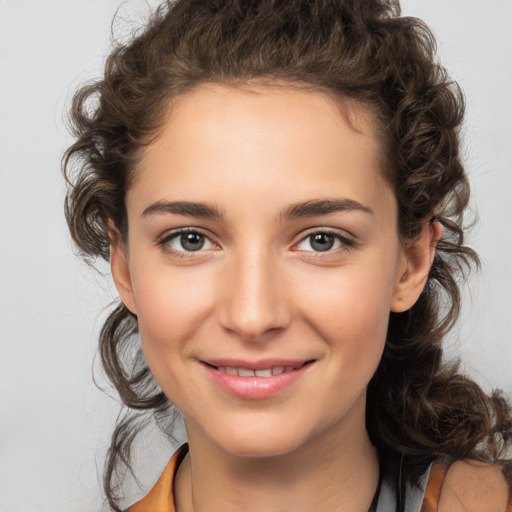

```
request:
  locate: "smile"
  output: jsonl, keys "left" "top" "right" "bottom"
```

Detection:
{"left": 214, "top": 365, "right": 301, "bottom": 377}
{"left": 202, "top": 360, "right": 315, "bottom": 399}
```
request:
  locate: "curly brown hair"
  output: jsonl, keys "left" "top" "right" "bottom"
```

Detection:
{"left": 63, "top": 0, "right": 512, "bottom": 510}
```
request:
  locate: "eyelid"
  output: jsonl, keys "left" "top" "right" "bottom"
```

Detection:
{"left": 155, "top": 226, "right": 356, "bottom": 257}
{"left": 291, "top": 227, "right": 356, "bottom": 253}
{"left": 156, "top": 227, "right": 220, "bottom": 255}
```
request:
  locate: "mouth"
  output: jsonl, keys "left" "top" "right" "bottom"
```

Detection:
{"left": 200, "top": 359, "right": 316, "bottom": 399}
{"left": 203, "top": 361, "right": 311, "bottom": 377}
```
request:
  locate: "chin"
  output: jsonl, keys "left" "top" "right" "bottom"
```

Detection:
{"left": 217, "top": 435, "right": 305, "bottom": 459}
{"left": 203, "top": 415, "right": 322, "bottom": 459}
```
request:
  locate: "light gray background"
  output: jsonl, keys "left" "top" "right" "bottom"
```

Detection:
{"left": 1, "top": 1, "right": 511, "bottom": 511}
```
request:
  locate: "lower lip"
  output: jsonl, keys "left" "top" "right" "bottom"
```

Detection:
{"left": 202, "top": 362, "right": 314, "bottom": 400}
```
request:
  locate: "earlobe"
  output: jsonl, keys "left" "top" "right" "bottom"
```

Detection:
{"left": 109, "top": 225, "right": 137, "bottom": 315}
{"left": 390, "top": 221, "right": 443, "bottom": 313}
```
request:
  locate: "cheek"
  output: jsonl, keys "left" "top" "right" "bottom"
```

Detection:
{"left": 296, "top": 261, "right": 395, "bottom": 363}
{"left": 131, "top": 268, "right": 217, "bottom": 415}
{"left": 131, "top": 264, "right": 215, "bottom": 370}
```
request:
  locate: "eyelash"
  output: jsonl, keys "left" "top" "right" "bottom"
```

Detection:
{"left": 156, "top": 228, "right": 219, "bottom": 258}
{"left": 156, "top": 228, "right": 356, "bottom": 258}
{"left": 292, "top": 229, "right": 356, "bottom": 256}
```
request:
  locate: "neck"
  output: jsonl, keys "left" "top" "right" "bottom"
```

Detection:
{"left": 175, "top": 397, "right": 379, "bottom": 512}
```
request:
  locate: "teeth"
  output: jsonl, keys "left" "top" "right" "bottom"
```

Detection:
{"left": 255, "top": 369, "right": 272, "bottom": 377}
{"left": 215, "top": 365, "right": 298, "bottom": 377}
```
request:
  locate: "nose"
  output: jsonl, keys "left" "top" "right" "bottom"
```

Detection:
{"left": 217, "top": 248, "right": 291, "bottom": 341}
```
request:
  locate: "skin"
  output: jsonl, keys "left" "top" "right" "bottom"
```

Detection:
{"left": 438, "top": 461, "right": 509, "bottom": 512}
{"left": 111, "top": 84, "right": 441, "bottom": 512}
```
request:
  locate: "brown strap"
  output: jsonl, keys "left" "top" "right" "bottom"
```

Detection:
{"left": 419, "top": 461, "right": 450, "bottom": 512}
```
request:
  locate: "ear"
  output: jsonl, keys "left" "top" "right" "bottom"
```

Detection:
{"left": 390, "top": 221, "right": 443, "bottom": 313}
{"left": 109, "top": 222, "right": 137, "bottom": 315}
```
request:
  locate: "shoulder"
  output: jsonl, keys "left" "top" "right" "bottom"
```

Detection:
{"left": 437, "top": 460, "right": 511, "bottom": 512}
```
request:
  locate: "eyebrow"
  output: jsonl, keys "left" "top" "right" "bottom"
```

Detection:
{"left": 141, "top": 198, "right": 374, "bottom": 221}
{"left": 281, "top": 199, "right": 374, "bottom": 220}
{"left": 141, "top": 200, "right": 224, "bottom": 219}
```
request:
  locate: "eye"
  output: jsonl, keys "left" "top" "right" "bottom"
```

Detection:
{"left": 159, "top": 229, "right": 217, "bottom": 254}
{"left": 295, "top": 230, "right": 353, "bottom": 253}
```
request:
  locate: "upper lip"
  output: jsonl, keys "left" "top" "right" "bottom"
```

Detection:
{"left": 201, "top": 358, "right": 314, "bottom": 370}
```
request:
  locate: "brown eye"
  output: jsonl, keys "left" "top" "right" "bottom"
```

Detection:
{"left": 180, "top": 232, "right": 205, "bottom": 251}
{"left": 295, "top": 230, "right": 353, "bottom": 254}
{"left": 161, "top": 229, "right": 216, "bottom": 254}
{"left": 309, "top": 233, "right": 335, "bottom": 252}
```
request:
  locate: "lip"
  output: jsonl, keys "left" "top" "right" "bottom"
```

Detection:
{"left": 200, "top": 358, "right": 315, "bottom": 400}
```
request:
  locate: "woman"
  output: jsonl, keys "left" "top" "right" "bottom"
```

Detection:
{"left": 63, "top": 0, "right": 512, "bottom": 510}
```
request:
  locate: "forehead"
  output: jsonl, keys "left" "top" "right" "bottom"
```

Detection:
{"left": 130, "top": 83, "right": 394, "bottom": 220}
{"left": 147, "top": 82, "right": 382, "bottom": 159}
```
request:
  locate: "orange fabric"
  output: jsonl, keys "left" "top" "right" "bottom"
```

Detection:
{"left": 419, "top": 461, "right": 450, "bottom": 512}
{"left": 126, "top": 444, "right": 189, "bottom": 512}
{"left": 127, "top": 448, "right": 512, "bottom": 512}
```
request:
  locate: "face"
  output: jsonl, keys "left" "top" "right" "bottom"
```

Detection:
{"left": 112, "top": 84, "right": 433, "bottom": 458}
